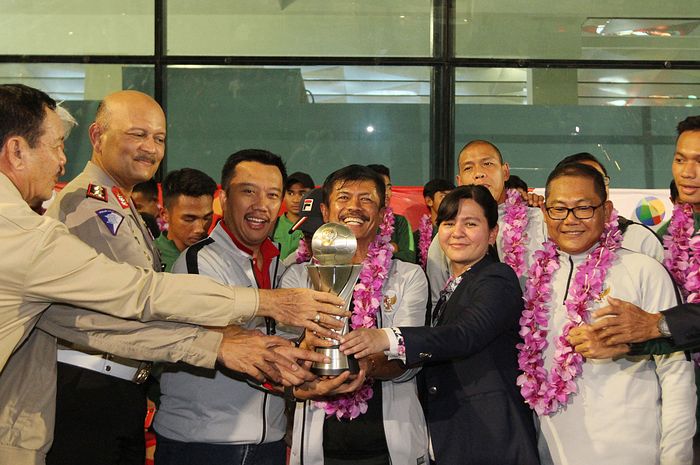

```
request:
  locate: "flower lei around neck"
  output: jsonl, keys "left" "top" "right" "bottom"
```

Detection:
{"left": 295, "top": 235, "right": 311, "bottom": 264}
{"left": 502, "top": 188, "right": 529, "bottom": 277}
{"left": 417, "top": 213, "right": 433, "bottom": 269}
{"left": 664, "top": 203, "right": 700, "bottom": 303}
{"left": 516, "top": 209, "right": 622, "bottom": 416}
{"left": 313, "top": 206, "right": 395, "bottom": 420}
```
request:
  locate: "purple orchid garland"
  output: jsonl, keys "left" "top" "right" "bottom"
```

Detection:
{"left": 516, "top": 209, "right": 622, "bottom": 416}
{"left": 502, "top": 188, "right": 529, "bottom": 277}
{"left": 417, "top": 213, "right": 432, "bottom": 269}
{"left": 664, "top": 203, "right": 700, "bottom": 302}
{"left": 313, "top": 206, "right": 395, "bottom": 420}
{"left": 663, "top": 203, "right": 700, "bottom": 365}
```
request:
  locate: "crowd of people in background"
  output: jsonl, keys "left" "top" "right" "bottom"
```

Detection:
{"left": 1, "top": 83, "right": 700, "bottom": 465}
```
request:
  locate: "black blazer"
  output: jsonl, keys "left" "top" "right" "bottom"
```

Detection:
{"left": 400, "top": 254, "right": 539, "bottom": 465}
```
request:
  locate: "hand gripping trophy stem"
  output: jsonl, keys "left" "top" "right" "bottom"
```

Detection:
{"left": 306, "top": 222, "right": 362, "bottom": 375}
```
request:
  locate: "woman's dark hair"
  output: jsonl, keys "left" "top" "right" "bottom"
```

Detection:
{"left": 436, "top": 184, "right": 498, "bottom": 229}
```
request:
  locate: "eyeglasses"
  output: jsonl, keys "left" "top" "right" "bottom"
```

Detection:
{"left": 545, "top": 203, "right": 604, "bottom": 220}
{"left": 603, "top": 176, "right": 610, "bottom": 186}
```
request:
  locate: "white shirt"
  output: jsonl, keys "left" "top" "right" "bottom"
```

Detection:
{"left": 538, "top": 247, "right": 695, "bottom": 465}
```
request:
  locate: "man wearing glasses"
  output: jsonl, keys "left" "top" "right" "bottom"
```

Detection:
{"left": 533, "top": 162, "right": 694, "bottom": 465}
{"left": 554, "top": 152, "right": 664, "bottom": 262}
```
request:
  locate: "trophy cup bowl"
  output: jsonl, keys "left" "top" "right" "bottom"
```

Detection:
{"left": 307, "top": 223, "right": 362, "bottom": 376}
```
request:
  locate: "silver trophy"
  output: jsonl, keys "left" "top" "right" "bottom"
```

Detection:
{"left": 307, "top": 222, "right": 362, "bottom": 376}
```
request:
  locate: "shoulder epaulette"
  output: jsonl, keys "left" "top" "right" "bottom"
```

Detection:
{"left": 86, "top": 183, "right": 108, "bottom": 202}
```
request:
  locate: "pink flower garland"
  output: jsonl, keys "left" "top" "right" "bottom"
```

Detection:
{"left": 516, "top": 209, "right": 622, "bottom": 416}
{"left": 295, "top": 237, "right": 311, "bottom": 264}
{"left": 314, "top": 206, "right": 395, "bottom": 420}
{"left": 502, "top": 188, "right": 529, "bottom": 277}
{"left": 663, "top": 203, "right": 700, "bottom": 365}
{"left": 417, "top": 213, "right": 432, "bottom": 269}
{"left": 664, "top": 203, "right": 700, "bottom": 303}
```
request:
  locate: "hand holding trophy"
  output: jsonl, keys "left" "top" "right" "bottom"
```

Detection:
{"left": 306, "top": 222, "right": 363, "bottom": 375}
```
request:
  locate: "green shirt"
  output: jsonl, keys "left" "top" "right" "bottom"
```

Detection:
{"left": 392, "top": 214, "right": 415, "bottom": 263}
{"left": 154, "top": 232, "right": 181, "bottom": 273}
{"left": 272, "top": 213, "right": 303, "bottom": 260}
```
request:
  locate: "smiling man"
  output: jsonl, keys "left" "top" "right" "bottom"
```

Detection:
{"left": 0, "top": 85, "right": 344, "bottom": 465}
{"left": 530, "top": 162, "right": 694, "bottom": 465}
{"left": 155, "top": 150, "right": 298, "bottom": 465}
{"left": 282, "top": 165, "right": 429, "bottom": 465}
{"left": 567, "top": 116, "right": 700, "bottom": 359}
{"left": 39, "top": 92, "right": 334, "bottom": 465}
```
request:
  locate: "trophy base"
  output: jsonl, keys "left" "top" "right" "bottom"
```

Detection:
{"left": 311, "top": 346, "right": 359, "bottom": 376}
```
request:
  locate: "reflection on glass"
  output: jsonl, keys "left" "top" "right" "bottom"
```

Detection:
{"left": 455, "top": 0, "right": 699, "bottom": 61}
{"left": 158, "top": 65, "right": 431, "bottom": 185}
{"left": 0, "top": 2, "right": 153, "bottom": 55}
{"left": 167, "top": 0, "right": 431, "bottom": 57}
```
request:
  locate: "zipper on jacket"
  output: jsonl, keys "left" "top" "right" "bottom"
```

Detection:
{"left": 258, "top": 391, "right": 268, "bottom": 445}
{"left": 247, "top": 255, "right": 278, "bottom": 444}
{"left": 300, "top": 401, "right": 307, "bottom": 465}
{"left": 250, "top": 257, "right": 278, "bottom": 336}
{"left": 562, "top": 255, "right": 574, "bottom": 304}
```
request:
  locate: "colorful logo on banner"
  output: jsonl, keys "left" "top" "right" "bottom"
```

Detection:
{"left": 634, "top": 196, "right": 667, "bottom": 226}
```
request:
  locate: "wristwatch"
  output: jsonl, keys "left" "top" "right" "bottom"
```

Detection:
{"left": 657, "top": 314, "right": 671, "bottom": 338}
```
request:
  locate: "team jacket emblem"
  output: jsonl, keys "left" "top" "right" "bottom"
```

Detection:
{"left": 86, "top": 183, "right": 108, "bottom": 202}
{"left": 383, "top": 292, "right": 397, "bottom": 312}
{"left": 96, "top": 209, "right": 125, "bottom": 236}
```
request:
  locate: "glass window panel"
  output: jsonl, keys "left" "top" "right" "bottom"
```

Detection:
{"left": 0, "top": 63, "right": 155, "bottom": 180}
{"left": 167, "top": 0, "right": 431, "bottom": 57}
{"left": 455, "top": 67, "right": 699, "bottom": 189}
{"left": 455, "top": 0, "right": 700, "bottom": 60}
{"left": 0, "top": 1, "right": 153, "bottom": 55}
{"left": 143, "top": 65, "right": 430, "bottom": 186}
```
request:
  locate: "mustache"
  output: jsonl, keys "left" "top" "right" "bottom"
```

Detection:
{"left": 134, "top": 154, "right": 157, "bottom": 164}
{"left": 339, "top": 211, "right": 370, "bottom": 222}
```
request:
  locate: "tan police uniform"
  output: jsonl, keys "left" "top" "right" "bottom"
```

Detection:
{"left": 0, "top": 169, "right": 258, "bottom": 465}
{"left": 42, "top": 161, "right": 227, "bottom": 465}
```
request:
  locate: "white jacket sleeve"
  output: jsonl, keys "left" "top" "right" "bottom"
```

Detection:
{"left": 654, "top": 350, "right": 696, "bottom": 465}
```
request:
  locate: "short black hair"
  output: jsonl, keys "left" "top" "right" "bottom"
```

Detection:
{"left": 436, "top": 184, "right": 498, "bottom": 229}
{"left": 423, "top": 178, "right": 455, "bottom": 199}
{"left": 504, "top": 175, "right": 528, "bottom": 192}
{"left": 677, "top": 115, "right": 700, "bottom": 138}
{"left": 556, "top": 152, "right": 608, "bottom": 177}
{"left": 220, "top": 149, "right": 287, "bottom": 191}
{"left": 366, "top": 164, "right": 390, "bottom": 178}
{"left": 162, "top": 168, "right": 218, "bottom": 209}
{"left": 545, "top": 163, "right": 607, "bottom": 204}
{"left": 458, "top": 140, "right": 504, "bottom": 164}
{"left": 0, "top": 84, "right": 57, "bottom": 148}
{"left": 132, "top": 180, "right": 159, "bottom": 201}
{"left": 670, "top": 179, "right": 679, "bottom": 204}
{"left": 322, "top": 164, "right": 386, "bottom": 209}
